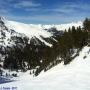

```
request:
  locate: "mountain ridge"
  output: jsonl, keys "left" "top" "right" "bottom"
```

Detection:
{"left": 3, "top": 17, "right": 82, "bottom": 46}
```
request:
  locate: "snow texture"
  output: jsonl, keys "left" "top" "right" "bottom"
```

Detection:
{"left": 0, "top": 46, "right": 90, "bottom": 90}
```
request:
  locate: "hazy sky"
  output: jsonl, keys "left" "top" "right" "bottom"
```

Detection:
{"left": 0, "top": 0, "right": 90, "bottom": 24}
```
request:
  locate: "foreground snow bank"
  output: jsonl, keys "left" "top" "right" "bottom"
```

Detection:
{"left": 0, "top": 46, "right": 90, "bottom": 90}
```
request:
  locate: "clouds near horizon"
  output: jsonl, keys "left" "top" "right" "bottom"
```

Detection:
{"left": 0, "top": 0, "right": 90, "bottom": 24}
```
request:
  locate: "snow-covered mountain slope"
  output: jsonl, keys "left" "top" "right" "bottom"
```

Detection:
{"left": 1, "top": 46, "right": 90, "bottom": 90}
{"left": 4, "top": 20, "right": 53, "bottom": 47}
{"left": 0, "top": 17, "right": 27, "bottom": 47}
{"left": 0, "top": 16, "right": 83, "bottom": 47}
{"left": 5, "top": 20, "right": 82, "bottom": 35}
{"left": 5, "top": 21, "right": 52, "bottom": 39}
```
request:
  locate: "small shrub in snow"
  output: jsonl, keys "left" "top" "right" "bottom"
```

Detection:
{"left": 12, "top": 73, "right": 17, "bottom": 77}
{"left": 83, "top": 56, "right": 87, "bottom": 59}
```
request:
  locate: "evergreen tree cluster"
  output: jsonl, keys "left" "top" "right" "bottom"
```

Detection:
{"left": 83, "top": 18, "right": 90, "bottom": 46}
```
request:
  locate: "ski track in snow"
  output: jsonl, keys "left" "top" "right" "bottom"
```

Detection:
{"left": 0, "top": 46, "right": 90, "bottom": 90}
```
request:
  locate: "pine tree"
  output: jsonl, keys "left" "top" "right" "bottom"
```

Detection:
{"left": 83, "top": 18, "right": 90, "bottom": 31}
{"left": 83, "top": 18, "right": 90, "bottom": 46}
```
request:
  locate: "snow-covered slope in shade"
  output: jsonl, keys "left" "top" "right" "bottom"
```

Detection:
{"left": 1, "top": 46, "right": 90, "bottom": 90}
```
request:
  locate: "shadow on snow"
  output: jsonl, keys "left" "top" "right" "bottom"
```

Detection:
{"left": 0, "top": 76, "right": 14, "bottom": 84}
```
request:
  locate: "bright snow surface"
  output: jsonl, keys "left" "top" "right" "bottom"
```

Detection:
{"left": 4, "top": 20, "right": 53, "bottom": 47}
{"left": 5, "top": 20, "right": 82, "bottom": 36}
{"left": 0, "top": 46, "right": 90, "bottom": 90}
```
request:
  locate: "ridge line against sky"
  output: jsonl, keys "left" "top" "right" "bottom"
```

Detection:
{"left": 0, "top": 0, "right": 90, "bottom": 24}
